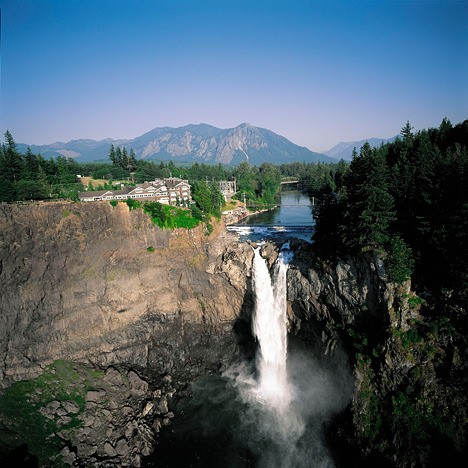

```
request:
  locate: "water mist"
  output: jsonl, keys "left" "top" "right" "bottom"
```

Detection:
{"left": 155, "top": 243, "right": 353, "bottom": 468}
{"left": 242, "top": 243, "right": 353, "bottom": 468}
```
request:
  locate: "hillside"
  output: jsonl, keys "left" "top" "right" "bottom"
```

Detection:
{"left": 323, "top": 136, "right": 397, "bottom": 160}
{"left": 17, "top": 123, "right": 334, "bottom": 165}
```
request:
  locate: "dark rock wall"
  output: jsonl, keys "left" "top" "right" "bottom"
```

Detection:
{"left": 287, "top": 246, "right": 401, "bottom": 348}
{"left": 287, "top": 243, "right": 466, "bottom": 467}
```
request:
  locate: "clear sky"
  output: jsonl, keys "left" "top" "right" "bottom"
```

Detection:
{"left": 1, "top": 0, "right": 467, "bottom": 152}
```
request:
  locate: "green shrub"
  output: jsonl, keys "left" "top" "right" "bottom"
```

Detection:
{"left": 126, "top": 198, "right": 141, "bottom": 210}
{"left": 354, "top": 361, "right": 382, "bottom": 441}
{"left": 387, "top": 236, "right": 414, "bottom": 284}
{"left": 190, "top": 204, "right": 205, "bottom": 221}
{"left": 147, "top": 246, "right": 155, "bottom": 252}
{"left": 109, "top": 200, "right": 118, "bottom": 207}
{"left": 408, "top": 295, "right": 424, "bottom": 307}
{"left": 143, "top": 202, "right": 200, "bottom": 230}
{"left": 144, "top": 201, "right": 167, "bottom": 226}
{"left": 391, "top": 391, "right": 428, "bottom": 439}
{"left": 205, "top": 222, "right": 214, "bottom": 236}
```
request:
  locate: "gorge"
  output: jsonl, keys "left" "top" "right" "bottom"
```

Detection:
{"left": 0, "top": 200, "right": 465, "bottom": 467}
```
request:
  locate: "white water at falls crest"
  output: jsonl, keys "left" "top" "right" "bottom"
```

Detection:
{"left": 252, "top": 243, "right": 294, "bottom": 411}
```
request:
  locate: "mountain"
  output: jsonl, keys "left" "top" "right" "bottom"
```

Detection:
{"left": 17, "top": 123, "right": 335, "bottom": 165}
{"left": 16, "top": 138, "right": 128, "bottom": 162}
{"left": 323, "top": 136, "right": 398, "bottom": 161}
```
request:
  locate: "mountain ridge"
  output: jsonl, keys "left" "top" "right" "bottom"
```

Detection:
{"left": 322, "top": 135, "right": 398, "bottom": 160}
{"left": 16, "top": 123, "right": 335, "bottom": 165}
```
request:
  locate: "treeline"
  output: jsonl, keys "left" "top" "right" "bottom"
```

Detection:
{"left": 279, "top": 159, "right": 349, "bottom": 195}
{"left": 98, "top": 146, "right": 285, "bottom": 209}
{"left": 313, "top": 118, "right": 468, "bottom": 291}
{"left": 0, "top": 132, "right": 82, "bottom": 201}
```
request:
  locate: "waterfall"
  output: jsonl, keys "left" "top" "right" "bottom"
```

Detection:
{"left": 251, "top": 243, "right": 293, "bottom": 411}
{"left": 157, "top": 241, "right": 353, "bottom": 468}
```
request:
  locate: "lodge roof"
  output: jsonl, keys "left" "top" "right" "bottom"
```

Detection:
{"left": 78, "top": 178, "right": 190, "bottom": 200}
{"left": 78, "top": 188, "right": 132, "bottom": 198}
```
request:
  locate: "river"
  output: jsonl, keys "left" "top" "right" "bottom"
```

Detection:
{"left": 227, "top": 189, "right": 315, "bottom": 242}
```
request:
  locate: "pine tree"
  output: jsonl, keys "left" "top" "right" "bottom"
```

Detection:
{"left": 3, "top": 131, "right": 23, "bottom": 183}
{"left": 121, "top": 147, "right": 129, "bottom": 170}
{"left": 128, "top": 149, "right": 137, "bottom": 171}
{"left": 23, "top": 147, "right": 40, "bottom": 180}
{"left": 400, "top": 121, "right": 414, "bottom": 145}
{"left": 115, "top": 147, "right": 122, "bottom": 168}
{"left": 0, "top": 131, "right": 23, "bottom": 201}
{"left": 342, "top": 143, "right": 395, "bottom": 250}
{"left": 108, "top": 144, "right": 116, "bottom": 165}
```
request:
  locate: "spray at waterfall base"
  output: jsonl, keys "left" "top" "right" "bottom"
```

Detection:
{"left": 155, "top": 242, "right": 353, "bottom": 468}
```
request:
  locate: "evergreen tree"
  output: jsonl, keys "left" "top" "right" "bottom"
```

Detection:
{"left": 400, "top": 120, "right": 414, "bottom": 145}
{"left": 342, "top": 143, "right": 395, "bottom": 250}
{"left": 3, "top": 131, "right": 23, "bottom": 182}
{"left": 0, "top": 131, "right": 23, "bottom": 201}
{"left": 128, "top": 149, "right": 137, "bottom": 171}
{"left": 108, "top": 144, "right": 116, "bottom": 165}
{"left": 115, "top": 147, "right": 122, "bottom": 168}
{"left": 192, "top": 180, "right": 225, "bottom": 218}
{"left": 121, "top": 147, "right": 129, "bottom": 170}
{"left": 313, "top": 190, "right": 344, "bottom": 253}
{"left": 15, "top": 166, "right": 50, "bottom": 200}
{"left": 36, "top": 165, "right": 50, "bottom": 198}
{"left": 23, "top": 147, "right": 40, "bottom": 180}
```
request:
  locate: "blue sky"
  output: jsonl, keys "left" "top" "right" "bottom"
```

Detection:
{"left": 1, "top": 0, "right": 467, "bottom": 152}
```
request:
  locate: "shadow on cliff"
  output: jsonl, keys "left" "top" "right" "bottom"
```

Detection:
{"left": 232, "top": 275, "right": 257, "bottom": 365}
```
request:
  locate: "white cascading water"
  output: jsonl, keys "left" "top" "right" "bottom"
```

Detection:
{"left": 251, "top": 243, "right": 294, "bottom": 411}
{"left": 220, "top": 241, "right": 349, "bottom": 467}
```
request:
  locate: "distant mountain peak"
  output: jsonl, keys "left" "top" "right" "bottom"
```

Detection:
{"left": 323, "top": 135, "right": 398, "bottom": 160}
{"left": 18, "top": 124, "right": 335, "bottom": 165}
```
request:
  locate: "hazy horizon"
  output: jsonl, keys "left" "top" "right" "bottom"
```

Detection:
{"left": 1, "top": 0, "right": 467, "bottom": 152}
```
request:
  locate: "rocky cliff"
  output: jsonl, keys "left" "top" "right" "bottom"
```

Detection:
{"left": 1, "top": 208, "right": 464, "bottom": 467}
{"left": 287, "top": 244, "right": 466, "bottom": 467}
{"left": 0, "top": 201, "right": 254, "bottom": 466}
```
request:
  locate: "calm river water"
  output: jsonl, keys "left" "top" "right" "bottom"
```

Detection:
{"left": 228, "top": 189, "right": 314, "bottom": 242}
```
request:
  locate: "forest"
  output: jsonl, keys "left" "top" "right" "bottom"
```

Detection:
{"left": 1, "top": 119, "right": 466, "bottom": 288}
{"left": 312, "top": 118, "right": 467, "bottom": 292}
{"left": 2, "top": 118, "right": 466, "bottom": 287}
{"left": 0, "top": 131, "right": 342, "bottom": 220}
{"left": 311, "top": 118, "right": 467, "bottom": 466}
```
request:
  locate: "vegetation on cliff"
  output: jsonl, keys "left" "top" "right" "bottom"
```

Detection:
{"left": 310, "top": 119, "right": 467, "bottom": 466}
{"left": 0, "top": 131, "right": 82, "bottom": 201}
{"left": 0, "top": 360, "right": 104, "bottom": 466}
{"left": 314, "top": 118, "right": 467, "bottom": 290}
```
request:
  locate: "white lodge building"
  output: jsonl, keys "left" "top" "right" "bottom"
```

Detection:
{"left": 78, "top": 178, "right": 192, "bottom": 205}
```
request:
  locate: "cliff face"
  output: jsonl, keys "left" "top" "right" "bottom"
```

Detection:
{"left": 287, "top": 244, "right": 466, "bottom": 467}
{"left": 287, "top": 247, "right": 407, "bottom": 349}
{"left": 1, "top": 210, "right": 464, "bottom": 467}
{"left": 0, "top": 202, "right": 253, "bottom": 385}
{"left": 0, "top": 202, "right": 254, "bottom": 466}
